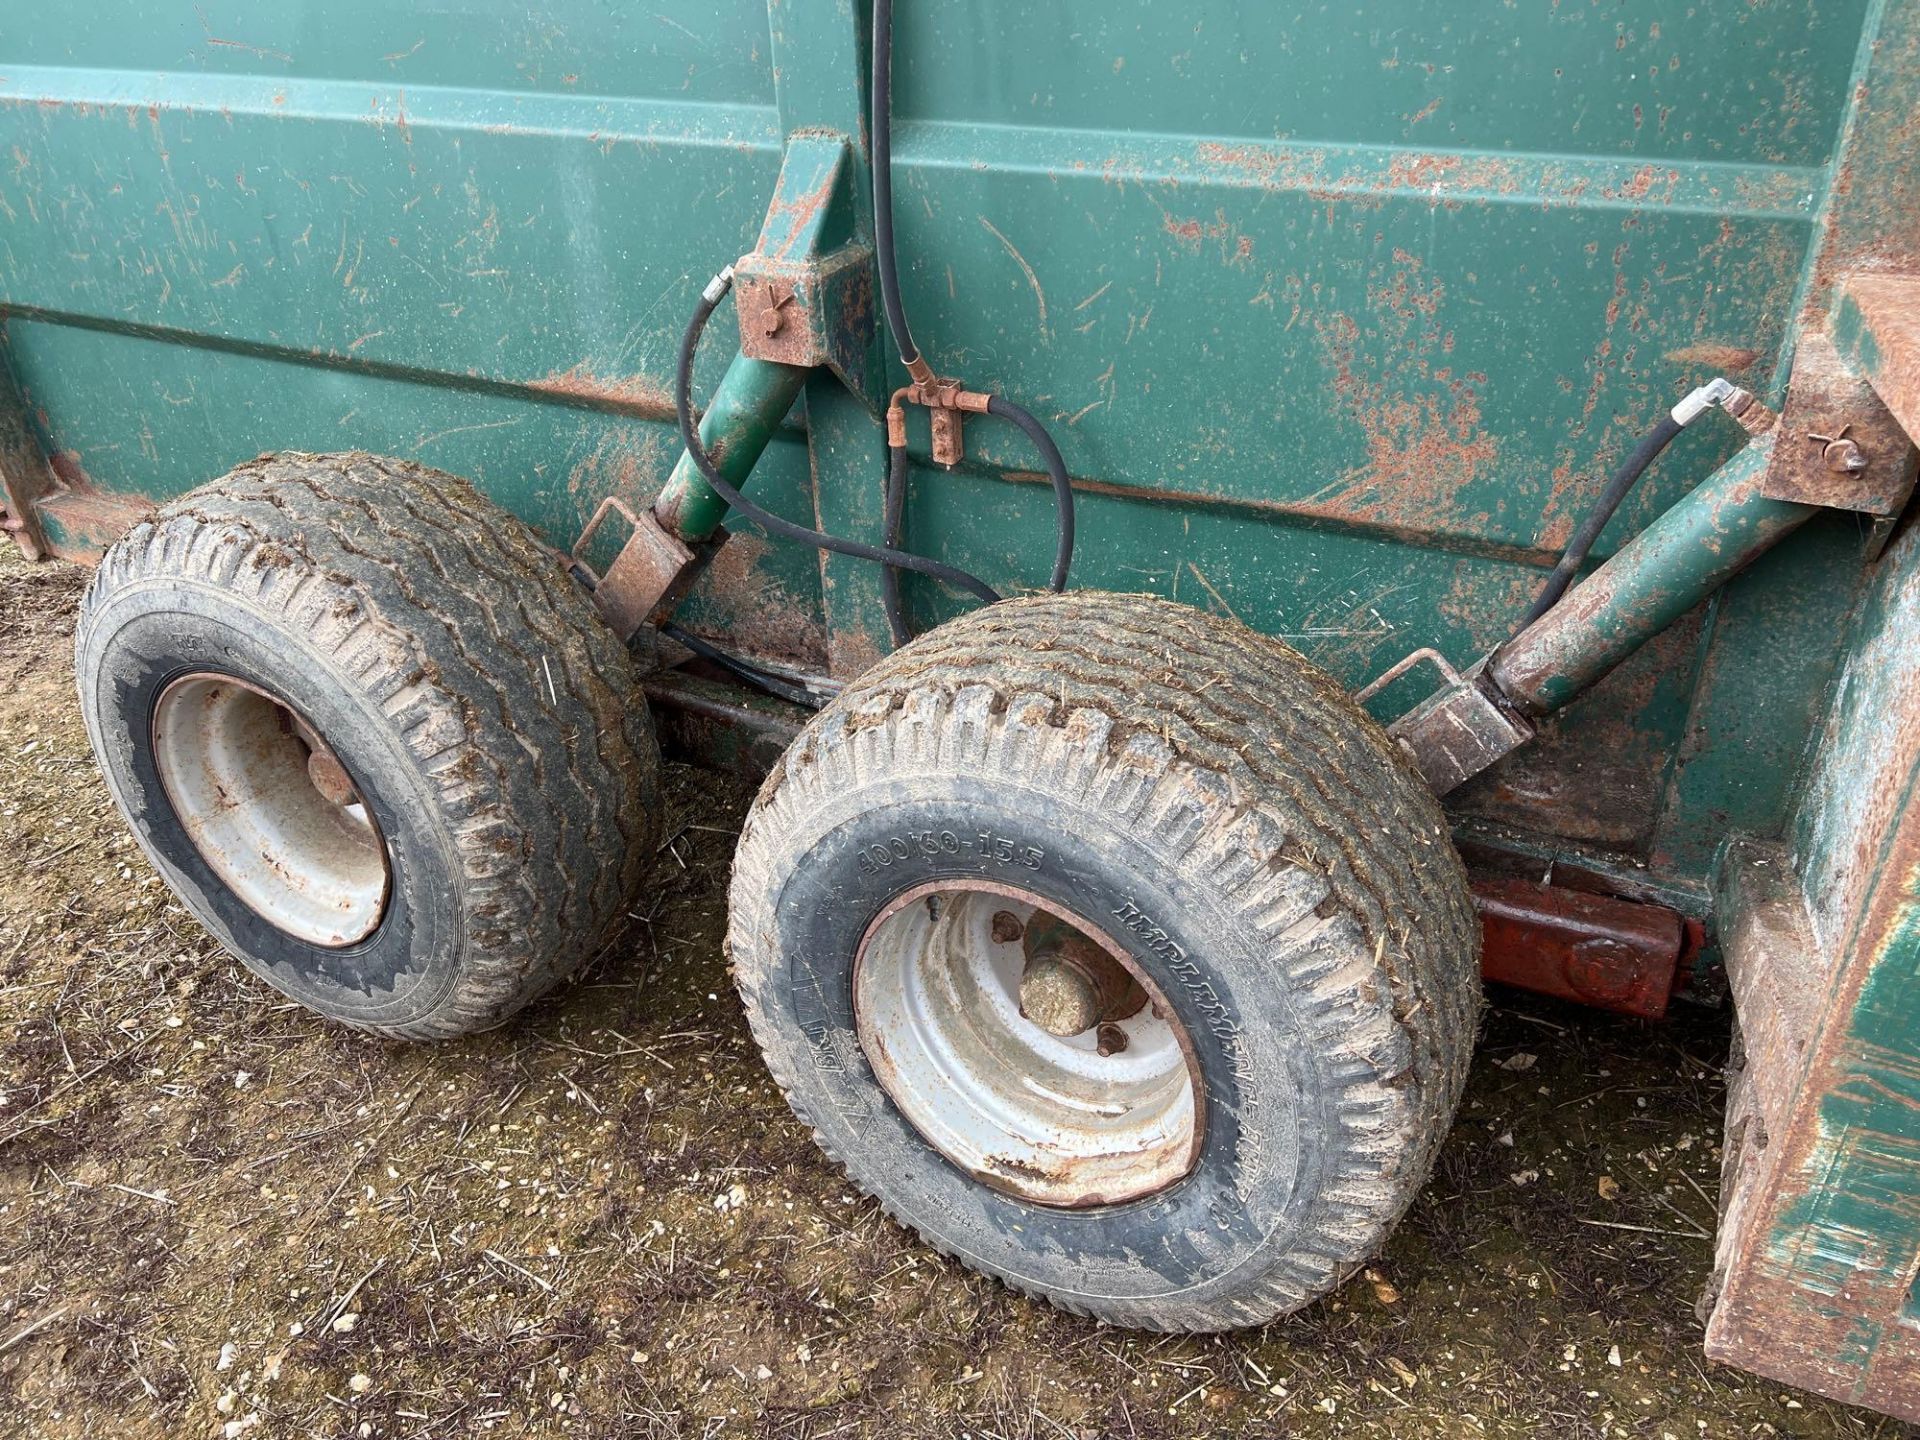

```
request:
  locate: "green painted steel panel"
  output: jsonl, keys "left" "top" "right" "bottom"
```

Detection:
{"left": 0, "top": 0, "right": 1899, "bottom": 897}
{"left": 893, "top": 1, "right": 1868, "bottom": 167}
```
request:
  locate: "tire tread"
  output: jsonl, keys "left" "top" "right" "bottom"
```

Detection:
{"left": 77, "top": 451, "right": 659, "bottom": 1039}
{"left": 729, "top": 592, "right": 1480, "bottom": 1330}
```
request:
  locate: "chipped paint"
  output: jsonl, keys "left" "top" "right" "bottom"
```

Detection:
{"left": 37, "top": 450, "right": 157, "bottom": 560}
{"left": 1306, "top": 254, "right": 1500, "bottom": 534}
{"left": 527, "top": 366, "right": 678, "bottom": 419}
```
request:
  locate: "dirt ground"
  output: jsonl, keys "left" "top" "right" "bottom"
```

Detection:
{"left": 0, "top": 539, "right": 1911, "bottom": 1440}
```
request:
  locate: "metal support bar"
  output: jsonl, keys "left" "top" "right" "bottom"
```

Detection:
{"left": 641, "top": 660, "right": 1687, "bottom": 1021}
{"left": 1474, "top": 876, "right": 1685, "bottom": 1019}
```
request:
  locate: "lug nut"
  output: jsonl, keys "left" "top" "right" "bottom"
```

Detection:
{"left": 991, "top": 911, "right": 1025, "bottom": 945}
{"left": 1096, "top": 1022, "right": 1130, "bottom": 1057}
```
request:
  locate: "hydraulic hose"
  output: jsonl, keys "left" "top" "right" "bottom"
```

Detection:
{"left": 869, "top": 0, "right": 1076, "bottom": 644}
{"left": 881, "top": 443, "right": 911, "bottom": 647}
{"left": 871, "top": 0, "right": 920, "bottom": 374}
{"left": 660, "top": 620, "right": 823, "bottom": 709}
{"left": 1516, "top": 412, "right": 1684, "bottom": 631}
{"left": 880, "top": 404, "right": 1073, "bottom": 647}
{"left": 675, "top": 272, "right": 1001, "bottom": 606}
{"left": 987, "top": 395, "right": 1075, "bottom": 593}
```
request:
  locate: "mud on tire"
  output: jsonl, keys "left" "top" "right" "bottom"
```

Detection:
{"left": 74, "top": 451, "right": 661, "bottom": 1039}
{"left": 728, "top": 592, "right": 1481, "bottom": 1331}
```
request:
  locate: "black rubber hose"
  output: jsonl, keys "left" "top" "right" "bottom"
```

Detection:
{"left": 879, "top": 405, "right": 1073, "bottom": 647}
{"left": 675, "top": 285, "right": 1001, "bottom": 605}
{"left": 870, "top": 0, "right": 1076, "bottom": 629}
{"left": 1515, "top": 412, "right": 1685, "bottom": 631}
{"left": 660, "top": 621, "right": 823, "bottom": 709}
{"left": 871, "top": 0, "right": 919, "bottom": 370}
{"left": 881, "top": 443, "right": 911, "bottom": 647}
{"left": 987, "top": 395, "right": 1075, "bottom": 592}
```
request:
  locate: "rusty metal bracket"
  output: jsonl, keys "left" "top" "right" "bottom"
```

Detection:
{"left": 1758, "top": 331, "right": 1918, "bottom": 517}
{"left": 1474, "top": 876, "right": 1685, "bottom": 1020}
{"left": 732, "top": 134, "right": 875, "bottom": 398}
{"left": 887, "top": 380, "right": 993, "bottom": 469}
{"left": 0, "top": 342, "right": 54, "bottom": 561}
{"left": 571, "top": 497, "right": 722, "bottom": 643}
{"left": 1366, "top": 651, "right": 1535, "bottom": 796}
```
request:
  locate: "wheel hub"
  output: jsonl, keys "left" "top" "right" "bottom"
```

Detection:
{"left": 852, "top": 881, "right": 1201, "bottom": 1208}
{"left": 151, "top": 673, "right": 391, "bottom": 948}
{"left": 1016, "top": 910, "right": 1147, "bottom": 1038}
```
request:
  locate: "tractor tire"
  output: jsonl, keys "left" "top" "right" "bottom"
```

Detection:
{"left": 74, "top": 451, "right": 661, "bottom": 1039}
{"left": 728, "top": 591, "right": 1480, "bottom": 1330}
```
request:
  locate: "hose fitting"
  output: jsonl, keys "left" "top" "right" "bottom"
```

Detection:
{"left": 1669, "top": 376, "right": 1774, "bottom": 433}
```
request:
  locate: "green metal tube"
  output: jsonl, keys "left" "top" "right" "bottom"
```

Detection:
{"left": 653, "top": 351, "right": 809, "bottom": 541}
{"left": 1491, "top": 435, "right": 1815, "bottom": 714}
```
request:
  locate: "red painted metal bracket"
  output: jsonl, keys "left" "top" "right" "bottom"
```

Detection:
{"left": 1473, "top": 876, "right": 1685, "bottom": 1020}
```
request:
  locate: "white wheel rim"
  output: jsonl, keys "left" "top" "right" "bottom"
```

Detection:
{"left": 151, "top": 673, "right": 391, "bottom": 947}
{"left": 853, "top": 881, "right": 1202, "bottom": 1207}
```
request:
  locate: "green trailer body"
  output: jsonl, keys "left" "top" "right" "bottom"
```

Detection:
{"left": 5, "top": 0, "right": 1920, "bottom": 1416}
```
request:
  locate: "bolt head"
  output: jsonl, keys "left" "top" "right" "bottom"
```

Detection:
{"left": 1822, "top": 437, "right": 1868, "bottom": 475}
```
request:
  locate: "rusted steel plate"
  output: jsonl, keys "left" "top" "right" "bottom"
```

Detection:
{"left": 1834, "top": 273, "right": 1920, "bottom": 446}
{"left": 1386, "top": 663, "right": 1535, "bottom": 798}
{"left": 1759, "top": 331, "right": 1918, "bottom": 514}
{"left": 0, "top": 345, "right": 54, "bottom": 561}
{"left": 1473, "top": 877, "right": 1683, "bottom": 1020}
{"left": 1711, "top": 840, "right": 1825, "bottom": 1141}
{"left": 571, "top": 497, "right": 705, "bottom": 642}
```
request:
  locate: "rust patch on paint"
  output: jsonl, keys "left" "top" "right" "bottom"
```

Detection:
{"left": 527, "top": 366, "right": 677, "bottom": 420}
{"left": 1435, "top": 565, "right": 1544, "bottom": 651}
{"left": 39, "top": 451, "right": 156, "bottom": 560}
{"left": 1190, "top": 142, "right": 1701, "bottom": 214}
{"left": 826, "top": 622, "right": 886, "bottom": 683}
{"left": 685, "top": 532, "right": 826, "bottom": 672}
{"left": 1305, "top": 252, "right": 1500, "bottom": 532}
{"left": 1663, "top": 342, "right": 1763, "bottom": 372}
{"left": 564, "top": 425, "right": 676, "bottom": 519}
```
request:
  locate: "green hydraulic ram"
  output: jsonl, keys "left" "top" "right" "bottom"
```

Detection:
{"left": 1492, "top": 435, "right": 1814, "bottom": 715}
{"left": 652, "top": 352, "right": 807, "bottom": 542}
{"left": 651, "top": 347, "right": 1817, "bottom": 806}
{"left": 1383, "top": 407, "right": 1822, "bottom": 797}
